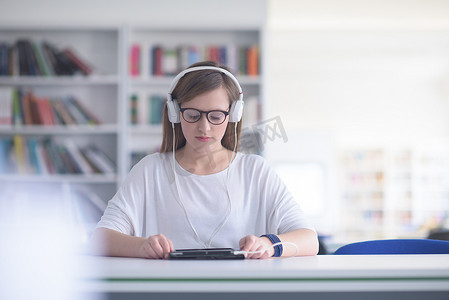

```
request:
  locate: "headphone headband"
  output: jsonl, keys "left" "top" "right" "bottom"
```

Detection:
{"left": 166, "top": 66, "right": 244, "bottom": 123}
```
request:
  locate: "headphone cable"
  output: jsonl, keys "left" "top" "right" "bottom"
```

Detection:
{"left": 171, "top": 121, "right": 237, "bottom": 249}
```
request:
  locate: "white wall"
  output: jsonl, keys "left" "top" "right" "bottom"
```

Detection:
{"left": 268, "top": 0, "right": 449, "bottom": 30}
{"left": 265, "top": 0, "right": 449, "bottom": 152}
{"left": 264, "top": 0, "right": 449, "bottom": 237}
{"left": 0, "top": 0, "right": 266, "bottom": 27}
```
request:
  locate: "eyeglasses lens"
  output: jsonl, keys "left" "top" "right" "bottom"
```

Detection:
{"left": 207, "top": 111, "right": 226, "bottom": 125}
{"left": 183, "top": 109, "right": 201, "bottom": 122}
{"left": 182, "top": 109, "right": 226, "bottom": 125}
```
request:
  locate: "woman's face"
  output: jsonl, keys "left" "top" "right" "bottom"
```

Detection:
{"left": 180, "top": 87, "right": 230, "bottom": 154}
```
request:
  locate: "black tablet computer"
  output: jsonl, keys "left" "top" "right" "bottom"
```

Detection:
{"left": 168, "top": 248, "right": 245, "bottom": 260}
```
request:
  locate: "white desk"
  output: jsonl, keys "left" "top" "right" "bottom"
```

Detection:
{"left": 79, "top": 254, "right": 449, "bottom": 299}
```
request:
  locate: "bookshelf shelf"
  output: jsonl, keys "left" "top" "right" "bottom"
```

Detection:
{"left": 0, "top": 76, "right": 120, "bottom": 86}
{"left": 128, "top": 124, "right": 163, "bottom": 135}
{"left": 0, "top": 24, "right": 122, "bottom": 225}
{"left": 0, "top": 124, "right": 119, "bottom": 134}
{"left": 0, "top": 174, "right": 117, "bottom": 183}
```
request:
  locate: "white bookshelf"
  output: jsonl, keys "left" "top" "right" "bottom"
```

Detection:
{"left": 0, "top": 25, "right": 124, "bottom": 219}
{"left": 339, "top": 145, "right": 449, "bottom": 242}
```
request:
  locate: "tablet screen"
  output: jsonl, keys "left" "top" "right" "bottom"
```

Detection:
{"left": 168, "top": 248, "right": 245, "bottom": 260}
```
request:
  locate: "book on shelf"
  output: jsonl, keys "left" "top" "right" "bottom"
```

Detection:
{"left": 37, "top": 97, "right": 55, "bottom": 125}
{"left": 0, "top": 135, "right": 116, "bottom": 175}
{"left": 63, "top": 97, "right": 91, "bottom": 125}
{"left": 32, "top": 41, "right": 53, "bottom": 76}
{"left": 130, "top": 94, "right": 138, "bottom": 125}
{"left": 22, "top": 91, "right": 33, "bottom": 124}
{"left": 0, "top": 138, "right": 14, "bottom": 173}
{"left": 247, "top": 45, "right": 259, "bottom": 76}
{"left": 70, "top": 97, "right": 100, "bottom": 125}
{"left": 0, "top": 42, "right": 9, "bottom": 76}
{"left": 63, "top": 48, "right": 93, "bottom": 75}
{"left": 0, "top": 39, "right": 94, "bottom": 77}
{"left": 81, "top": 145, "right": 116, "bottom": 174}
{"left": 149, "top": 95, "right": 164, "bottom": 124}
{"left": 13, "top": 134, "right": 28, "bottom": 173}
{"left": 132, "top": 43, "right": 260, "bottom": 77}
{"left": 162, "top": 48, "right": 178, "bottom": 76}
{"left": 151, "top": 46, "right": 163, "bottom": 76}
{"left": 57, "top": 143, "right": 82, "bottom": 174}
{"left": 239, "top": 47, "right": 247, "bottom": 75}
{"left": 129, "top": 93, "right": 164, "bottom": 125}
{"left": 0, "top": 87, "right": 13, "bottom": 125}
{"left": 0, "top": 138, "right": 7, "bottom": 173}
{"left": 1, "top": 88, "right": 100, "bottom": 126}
{"left": 12, "top": 88, "right": 22, "bottom": 125}
{"left": 136, "top": 93, "right": 148, "bottom": 125}
{"left": 26, "top": 138, "right": 40, "bottom": 174}
{"left": 42, "top": 138, "right": 66, "bottom": 174}
{"left": 129, "top": 44, "right": 140, "bottom": 77}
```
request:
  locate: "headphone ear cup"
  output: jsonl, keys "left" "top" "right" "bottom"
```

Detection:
{"left": 229, "top": 100, "right": 244, "bottom": 122}
{"left": 167, "top": 100, "right": 181, "bottom": 123}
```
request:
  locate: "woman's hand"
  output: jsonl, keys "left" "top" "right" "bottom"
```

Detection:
{"left": 239, "top": 235, "right": 274, "bottom": 259}
{"left": 139, "top": 234, "right": 174, "bottom": 259}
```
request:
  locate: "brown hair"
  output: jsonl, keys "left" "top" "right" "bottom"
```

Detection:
{"left": 160, "top": 61, "right": 242, "bottom": 153}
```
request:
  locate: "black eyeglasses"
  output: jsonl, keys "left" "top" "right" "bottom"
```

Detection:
{"left": 180, "top": 108, "right": 229, "bottom": 125}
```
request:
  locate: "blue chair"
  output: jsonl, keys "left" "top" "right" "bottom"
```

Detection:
{"left": 334, "top": 239, "right": 449, "bottom": 255}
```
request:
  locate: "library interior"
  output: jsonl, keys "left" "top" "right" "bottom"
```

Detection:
{"left": 1, "top": 1, "right": 449, "bottom": 299}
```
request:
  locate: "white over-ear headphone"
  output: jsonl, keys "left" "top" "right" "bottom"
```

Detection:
{"left": 166, "top": 66, "right": 244, "bottom": 124}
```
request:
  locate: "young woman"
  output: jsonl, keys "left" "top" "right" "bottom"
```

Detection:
{"left": 90, "top": 61, "right": 319, "bottom": 259}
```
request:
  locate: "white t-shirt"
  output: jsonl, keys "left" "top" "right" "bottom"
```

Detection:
{"left": 97, "top": 152, "right": 315, "bottom": 249}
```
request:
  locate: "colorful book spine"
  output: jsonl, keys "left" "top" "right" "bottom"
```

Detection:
{"left": 51, "top": 98, "right": 75, "bottom": 125}
{"left": 147, "top": 44, "right": 260, "bottom": 76}
{"left": 34, "top": 141, "right": 49, "bottom": 174}
{"left": 129, "top": 44, "right": 140, "bottom": 77}
{"left": 152, "top": 46, "right": 163, "bottom": 76}
{"left": 43, "top": 138, "right": 66, "bottom": 174}
{"left": 0, "top": 136, "right": 117, "bottom": 175}
{"left": 0, "top": 87, "right": 13, "bottom": 125}
{"left": 12, "top": 88, "right": 22, "bottom": 126}
{"left": 26, "top": 138, "right": 40, "bottom": 174}
{"left": 0, "top": 42, "right": 9, "bottom": 76}
{"left": 162, "top": 48, "right": 177, "bottom": 76}
{"left": 13, "top": 135, "right": 27, "bottom": 173}
{"left": 247, "top": 45, "right": 259, "bottom": 77}
{"left": 32, "top": 41, "right": 52, "bottom": 76}
{"left": 9, "top": 44, "right": 19, "bottom": 76}
{"left": 137, "top": 92, "right": 149, "bottom": 125}
{"left": 130, "top": 94, "right": 138, "bottom": 125}
{"left": 64, "top": 97, "right": 88, "bottom": 125}
{"left": 63, "top": 48, "right": 93, "bottom": 75}
{"left": 81, "top": 145, "right": 115, "bottom": 174}
{"left": 35, "top": 97, "right": 52, "bottom": 125}
{"left": 21, "top": 91, "right": 33, "bottom": 125}
{"left": 56, "top": 144, "right": 81, "bottom": 174}
{"left": 63, "top": 139, "right": 94, "bottom": 174}
{"left": 149, "top": 95, "right": 164, "bottom": 124}
{"left": 0, "top": 138, "right": 7, "bottom": 173}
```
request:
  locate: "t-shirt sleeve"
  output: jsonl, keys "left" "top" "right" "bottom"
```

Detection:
{"left": 95, "top": 157, "right": 149, "bottom": 236}
{"left": 254, "top": 156, "right": 316, "bottom": 234}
